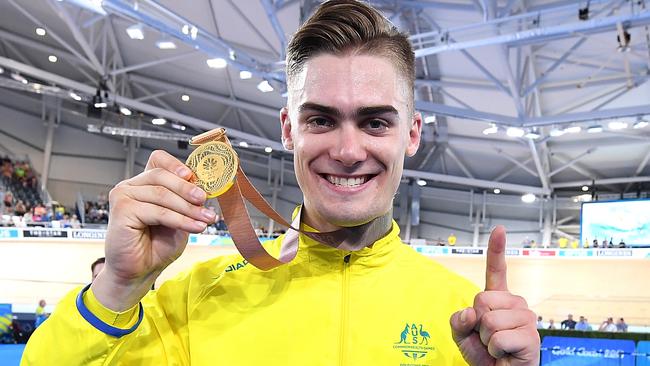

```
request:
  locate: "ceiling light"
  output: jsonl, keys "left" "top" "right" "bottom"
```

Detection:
{"left": 0, "top": 66, "right": 4, "bottom": 74}
{"left": 587, "top": 125, "right": 603, "bottom": 133}
{"left": 257, "top": 80, "right": 274, "bottom": 93}
{"left": 155, "top": 40, "right": 176, "bottom": 49}
{"left": 32, "top": 83, "right": 42, "bottom": 90}
{"left": 229, "top": 49, "right": 236, "bottom": 60}
{"left": 35, "top": 27, "right": 46, "bottom": 36}
{"left": 581, "top": 185, "right": 589, "bottom": 192}
{"left": 493, "top": 188, "right": 501, "bottom": 194}
{"left": 416, "top": 179, "right": 427, "bottom": 186}
{"left": 608, "top": 121, "right": 628, "bottom": 130}
{"left": 264, "top": 146, "right": 273, "bottom": 153}
{"left": 239, "top": 70, "right": 252, "bottom": 79}
{"left": 48, "top": 55, "right": 58, "bottom": 63}
{"left": 119, "top": 107, "right": 132, "bottom": 116}
{"left": 171, "top": 122, "right": 186, "bottom": 130}
{"left": 565, "top": 125, "right": 581, "bottom": 134}
{"left": 482, "top": 124, "right": 498, "bottom": 135}
{"left": 525, "top": 129, "right": 541, "bottom": 139}
{"left": 206, "top": 58, "right": 227, "bottom": 69}
{"left": 126, "top": 24, "right": 144, "bottom": 40}
{"left": 152, "top": 117, "right": 166, "bottom": 125}
{"left": 94, "top": 101, "right": 107, "bottom": 108}
{"left": 182, "top": 25, "right": 199, "bottom": 40}
{"left": 11, "top": 73, "right": 27, "bottom": 84}
{"left": 549, "top": 128, "right": 565, "bottom": 137}
{"left": 239, "top": 141, "right": 249, "bottom": 148}
{"left": 424, "top": 115, "right": 436, "bottom": 124}
{"left": 181, "top": 94, "right": 190, "bottom": 102}
{"left": 506, "top": 127, "right": 525, "bottom": 138}
{"left": 69, "top": 91, "right": 82, "bottom": 101}
{"left": 633, "top": 120, "right": 648, "bottom": 129}
{"left": 577, "top": 193, "right": 592, "bottom": 202}
{"left": 521, "top": 193, "right": 536, "bottom": 203}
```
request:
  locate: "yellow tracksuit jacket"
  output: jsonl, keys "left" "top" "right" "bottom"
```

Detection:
{"left": 22, "top": 221, "right": 478, "bottom": 365}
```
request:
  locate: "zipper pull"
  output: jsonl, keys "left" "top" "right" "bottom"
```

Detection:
{"left": 343, "top": 254, "right": 351, "bottom": 263}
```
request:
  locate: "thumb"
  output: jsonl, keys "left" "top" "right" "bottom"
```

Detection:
{"left": 450, "top": 307, "right": 478, "bottom": 344}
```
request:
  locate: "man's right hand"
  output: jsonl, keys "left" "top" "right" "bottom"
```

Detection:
{"left": 91, "top": 150, "right": 216, "bottom": 311}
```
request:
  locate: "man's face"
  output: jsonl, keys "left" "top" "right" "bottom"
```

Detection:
{"left": 92, "top": 262, "right": 105, "bottom": 281}
{"left": 281, "top": 54, "right": 421, "bottom": 229}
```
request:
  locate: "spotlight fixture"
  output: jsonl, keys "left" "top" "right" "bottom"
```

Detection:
{"left": 11, "top": 73, "right": 28, "bottom": 84}
{"left": 524, "top": 130, "right": 541, "bottom": 139}
{"left": 126, "top": 24, "right": 145, "bottom": 40}
{"left": 578, "top": 6, "right": 589, "bottom": 20}
{"left": 521, "top": 193, "right": 536, "bottom": 203}
{"left": 181, "top": 94, "right": 190, "bottom": 102}
{"left": 69, "top": 91, "right": 82, "bottom": 101}
{"left": 565, "top": 125, "right": 581, "bottom": 134}
{"left": 48, "top": 55, "right": 58, "bottom": 63}
{"left": 633, "top": 120, "right": 649, "bottom": 129}
{"left": 424, "top": 115, "right": 437, "bottom": 124}
{"left": 152, "top": 118, "right": 166, "bottom": 125}
{"left": 119, "top": 107, "right": 132, "bottom": 116}
{"left": 549, "top": 128, "right": 565, "bottom": 137}
{"left": 257, "top": 80, "right": 274, "bottom": 93}
{"left": 493, "top": 188, "right": 501, "bottom": 194}
{"left": 35, "top": 27, "right": 46, "bottom": 36}
{"left": 239, "top": 70, "right": 252, "bottom": 79}
{"left": 155, "top": 40, "right": 176, "bottom": 49}
{"left": 416, "top": 179, "right": 427, "bottom": 186}
{"left": 581, "top": 185, "right": 589, "bottom": 192}
{"left": 482, "top": 123, "right": 498, "bottom": 135}
{"left": 206, "top": 58, "right": 227, "bottom": 69}
{"left": 0, "top": 66, "right": 4, "bottom": 74}
{"left": 171, "top": 122, "right": 186, "bottom": 131}
{"left": 587, "top": 125, "right": 603, "bottom": 133}
{"left": 608, "top": 121, "right": 628, "bottom": 130}
{"left": 92, "top": 89, "right": 106, "bottom": 108}
{"left": 264, "top": 147, "right": 273, "bottom": 153}
{"left": 506, "top": 127, "right": 525, "bottom": 138}
{"left": 239, "top": 141, "right": 249, "bottom": 148}
{"left": 616, "top": 23, "right": 631, "bottom": 52}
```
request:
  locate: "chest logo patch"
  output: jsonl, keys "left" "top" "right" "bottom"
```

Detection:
{"left": 393, "top": 323, "right": 435, "bottom": 361}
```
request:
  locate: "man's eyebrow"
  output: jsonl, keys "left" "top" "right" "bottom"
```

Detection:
{"left": 298, "top": 102, "right": 398, "bottom": 118}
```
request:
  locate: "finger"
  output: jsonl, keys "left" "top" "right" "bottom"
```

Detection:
{"left": 145, "top": 150, "right": 193, "bottom": 180}
{"left": 487, "top": 328, "right": 541, "bottom": 364}
{"left": 485, "top": 225, "right": 508, "bottom": 291}
{"left": 479, "top": 309, "right": 537, "bottom": 347}
{"left": 473, "top": 292, "right": 529, "bottom": 327}
{"left": 450, "top": 307, "right": 478, "bottom": 345}
{"left": 127, "top": 201, "right": 207, "bottom": 233}
{"left": 450, "top": 308, "right": 493, "bottom": 365}
{"left": 123, "top": 168, "right": 206, "bottom": 205}
{"left": 125, "top": 185, "right": 216, "bottom": 224}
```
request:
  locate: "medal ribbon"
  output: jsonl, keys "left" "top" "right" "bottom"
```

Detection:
{"left": 187, "top": 128, "right": 392, "bottom": 271}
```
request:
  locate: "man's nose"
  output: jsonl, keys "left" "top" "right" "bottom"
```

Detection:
{"left": 330, "top": 124, "right": 367, "bottom": 167}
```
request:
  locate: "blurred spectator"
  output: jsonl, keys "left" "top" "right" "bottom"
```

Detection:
{"left": 599, "top": 317, "right": 617, "bottom": 332}
{"left": 608, "top": 237, "right": 614, "bottom": 248}
{"left": 575, "top": 316, "right": 592, "bottom": 331}
{"left": 561, "top": 314, "right": 576, "bottom": 330}
{"left": 536, "top": 316, "right": 543, "bottom": 329}
{"left": 447, "top": 233, "right": 457, "bottom": 246}
{"left": 3, "top": 191, "right": 13, "bottom": 214}
{"left": 91, "top": 257, "right": 105, "bottom": 282}
{"left": 618, "top": 239, "right": 626, "bottom": 248}
{"left": 592, "top": 239, "right": 598, "bottom": 248}
{"left": 215, "top": 216, "right": 227, "bottom": 232}
{"left": 34, "top": 300, "right": 47, "bottom": 328}
{"left": 601, "top": 238, "right": 607, "bottom": 248}
{"left": 616, "top": 318, "right": 628, "bottom": 332}
{"left": 14, "top": 200, "right": 26, "bottom": 216}
{"left": 547, "top": 319, "right": 556, "bottom": 330}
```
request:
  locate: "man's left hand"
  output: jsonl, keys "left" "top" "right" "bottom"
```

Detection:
{"left": 450, "top": 225, "right": 540, "bottom": 366}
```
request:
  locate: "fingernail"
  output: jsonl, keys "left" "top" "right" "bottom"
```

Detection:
{"left": 176, "top": 166, "right": 191, "bottom": 178}
{"left": 194, "top": 220, "right": 207, "bottom": 230}
{"left": 460, "top": 308, "right": 468, "bottom": 323}
{"left": 201, "top": 208, "right": 216, "bottom": 221}
{"left": 191, "top": 187, "right": 206, "bottom": 201}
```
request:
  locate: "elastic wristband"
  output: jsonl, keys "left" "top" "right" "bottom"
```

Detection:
{"left": 75, "top": 284, "right": 143, "bottom": 338}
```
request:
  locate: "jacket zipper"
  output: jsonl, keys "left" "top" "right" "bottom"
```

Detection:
{"left": 339, "top": 254, "right": 351, "bottom": 366}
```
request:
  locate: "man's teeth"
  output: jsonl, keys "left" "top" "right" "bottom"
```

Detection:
{"left": 326, "top": 175, "right": 368, "bottom": 187}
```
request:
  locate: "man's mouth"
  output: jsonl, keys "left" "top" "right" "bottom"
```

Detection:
{"left": 321, "top": 174, "right": 376, "bottom": 188}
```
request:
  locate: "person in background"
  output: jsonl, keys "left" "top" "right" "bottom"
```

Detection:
{"left": 447, "top": 233, "right": 457, "bottom": 246}
{"left": 575, "top": 316, "right": 592, "bottom": 331}
{"left": 618, "top": 239, "right": 626, "bottom": 248}
{"left": 616, "top": 318, "right": 628, "bottom": 332}
{"left": 561, "top": 314, "right": 576, "bottom": 330}
{"left": 599, "top": 317, "right": 617, "bottom": 332}
{"left": 548, "top": 319, "right": 556, "bottom": 329}
{"left": 536, "top": 315, "right": 544, "bottom": 329}
{"left": 34, "top": 300, "right": 47, "bottom": 328}
{"left": 591, "top": 239, "right": 598, "bottom": 248}
{"left": 91, "top": 257, "right": 106, "bottom": 282}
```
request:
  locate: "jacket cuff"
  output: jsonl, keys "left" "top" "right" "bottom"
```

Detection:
{"left": 75, "top": 284, "right": 143, "bottom": 337}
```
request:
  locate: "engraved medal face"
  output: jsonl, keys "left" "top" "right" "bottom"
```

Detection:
{"left": 186, "top": 141, "right": 238, "bottom": 197}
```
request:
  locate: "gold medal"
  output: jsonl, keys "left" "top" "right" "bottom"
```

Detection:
{"left": 186, "top": 140, "right": 238, "bottom": 198}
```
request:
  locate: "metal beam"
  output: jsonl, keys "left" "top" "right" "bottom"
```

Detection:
{"left": 403, "top": 169, "right": 549, "bottom": 195}
{"left": 226, "top": 0, "right": 281, "bottom": 58}
{"left": 415, "top": 100, "right": 520, "bottom": 125}
{"left": 548, "top": 148, "right": 597, "bottom": 177}
{"left": 109, "top": 52, "right": 198, "bottom": 76}
{"left": 0, "top": 56, "right": 283, "bottom": 151}
{"left": 522, "top": 104, "right": 650, "bottom": 127}
{"left": 493, "top": 157, "right": 534, "bottom": 181}
{"left": 494, "top": 148, "right": 538, "bottom": 177}
{"left": 260, "top": 0, "right": 287, "bottom": 56}
{"left": 551, "top": 176, "right": 650, "bottom": 189}
{"left": 528, "top": 140, "right": 550, "bottom": 191}
{"left": 445, "top": 147, "right": 475, "bottom": 178}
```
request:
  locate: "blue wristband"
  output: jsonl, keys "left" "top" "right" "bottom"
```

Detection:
{"left": 75, "top": 283, "right": 144, "bottom": 338}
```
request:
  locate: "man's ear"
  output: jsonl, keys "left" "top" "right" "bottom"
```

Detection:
{"left": 280, "top": 107, "right": 294, "bottom": 150}
{"left": 406, "top": 112, "right": 422, "bottom": 157}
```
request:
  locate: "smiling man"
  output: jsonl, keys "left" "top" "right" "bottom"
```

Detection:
{"left": 22, "top": 1, "right": 539, "bottom": 365}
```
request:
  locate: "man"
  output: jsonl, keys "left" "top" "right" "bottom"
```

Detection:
{"left": 575, "top": 316, "right": 592, "bottom": 331}
{"left": 536, "top": 315, "right": 544, "bottom": 329}
{"left": 90, "top": 257, "right": 105, "bottom": 282}
{"left": 616, "top": 318, "right": 628, "bottom": 332}
{"left": 561, "top": 314, "right": 576, "bottom": 330}
{"left": 599, "top": 317, "right": 617, "bottom": 332}
{"left": 22, "top": 1, "right": 538, "bottom": 365}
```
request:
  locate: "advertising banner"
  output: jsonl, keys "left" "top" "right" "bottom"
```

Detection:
{"left": 541, "top": 336, "right": 635, "bottom": 366}
{"left": 22, "top": 229, "right": 67, "bottom": 238}
{"left": 637, "top": 341, "right": 650, "bottom": 366}
{"left": 0, "top": 228, "right": 20, "bottom": 239}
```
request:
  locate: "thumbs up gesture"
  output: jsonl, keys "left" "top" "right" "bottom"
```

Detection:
{"left": 450, "top": 226, "right": 540, "bottom": 366}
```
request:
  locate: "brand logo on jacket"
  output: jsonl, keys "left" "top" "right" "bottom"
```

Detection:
{"left": 393, "top": 323, "right": 435, "bottom": 363}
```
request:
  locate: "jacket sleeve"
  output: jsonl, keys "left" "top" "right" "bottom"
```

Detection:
{"left": 21, "top": 269, "right": 195, "bottom": 366}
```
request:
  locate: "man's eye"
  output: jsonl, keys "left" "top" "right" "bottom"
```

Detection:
{"left": 307, "top": 117, "right": 333, "bottom": 128}
{"left": 365, "top": 119, "right": 388, "bottom": 131}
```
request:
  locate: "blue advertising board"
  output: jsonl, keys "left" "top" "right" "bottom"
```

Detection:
{"left": 541, "top": 336, "right": 635, "bottom": 366}
{"left": 637, "top": 341, "right": 650, "bottom": 366}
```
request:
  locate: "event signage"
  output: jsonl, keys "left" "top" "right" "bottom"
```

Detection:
{"left": 596, "top": 249, "right": 633, "bottom": 257}
{"left": 451, "top": 248, "right": 484, "bottom": 255}
{"left": 541, "top": 336, "right": 635, "bottom": 366}
{"left": 22, "top": 229, "right": 68, "bottom": 238}
{"left": 523, "top": 249, "right": 556, "bottom": 257}
{"left": 70, "top": 230, "right": 106, "bottom": 240}
{"left": 0, "top": 228, "right": 20, "bottom": 239}
{"left": 637, "top": 341, "right": 650, "bottom": 366}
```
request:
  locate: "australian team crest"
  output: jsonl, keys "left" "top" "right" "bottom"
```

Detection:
{"left": 393, "top": 323, "right": 435, "bottom": 361}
